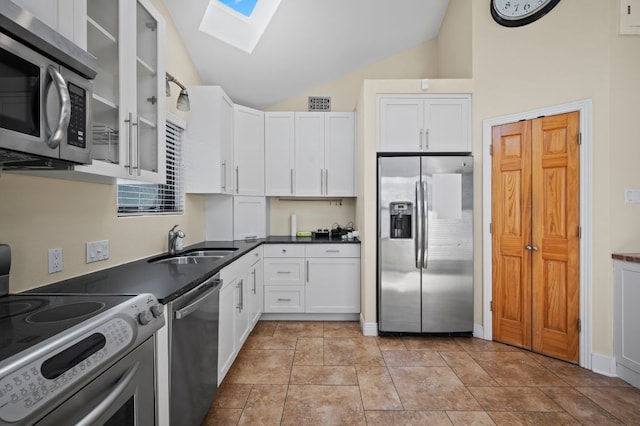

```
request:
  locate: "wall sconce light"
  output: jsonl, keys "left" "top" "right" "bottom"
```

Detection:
{"left": 166, "top": 72, "right": 190, "bottom": 111}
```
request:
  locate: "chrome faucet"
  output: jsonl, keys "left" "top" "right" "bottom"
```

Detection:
{"left": 168, "top": 225, "right": 186, "bottom": 255}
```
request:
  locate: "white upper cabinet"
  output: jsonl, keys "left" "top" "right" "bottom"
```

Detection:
{"left": 184, "top": 86, "right": 234, "bottom": 194}
{"left": 294, "top": 112, "right": 325, "bottom": 197}
{"left": 266, "top": 112, "right": 355, "bottom": 197}
{"left": 265, "top": 112, "right": 295, "bottom": 196}
{"left": 378, "top": 95, "right": 470, "bottom": 153}
{"left": 76, "top": 0, "right": 166, "bottom": 183}
{"left": 234, "top": 105, "right": 265, "bottom": 196}
{"left": 12, "top": 0, "right": 86, "bottom": 48}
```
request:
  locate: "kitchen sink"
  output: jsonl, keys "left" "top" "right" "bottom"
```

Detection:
{"left": 148, "top": 248, "right": 237, "bottom": 265}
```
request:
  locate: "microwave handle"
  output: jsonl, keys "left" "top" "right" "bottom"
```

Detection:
{"left": 45, "top": 65, "right": 71, "bottom": 149}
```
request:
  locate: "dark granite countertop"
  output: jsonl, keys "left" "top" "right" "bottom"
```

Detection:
{"left": 28, "top": 237, "right": 360, "bottom": 304}
{"left": 612, "top": 253, "right": 640, "bottom": 264}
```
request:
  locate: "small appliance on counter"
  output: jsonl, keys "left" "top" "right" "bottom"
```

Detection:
{"left": 312, "top": 229, "right": 330, "bottom": 239}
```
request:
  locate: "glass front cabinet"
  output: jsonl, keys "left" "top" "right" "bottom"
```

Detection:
{"left": 78, "top": 0, "right": 166, "bottom": 183}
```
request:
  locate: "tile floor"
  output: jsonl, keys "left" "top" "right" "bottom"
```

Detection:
{"left": 202, "top": 321, "right": 640, "bottom": 425}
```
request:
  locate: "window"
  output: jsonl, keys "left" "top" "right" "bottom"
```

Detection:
{"left": 218, "top": 0, "right": 259, "bottom": 17}
{"left": 117, "top": 115, "right": 185, "bottom": 216}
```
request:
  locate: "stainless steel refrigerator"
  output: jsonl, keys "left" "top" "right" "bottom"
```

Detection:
{"left": 378, "top": 154, "right": 473, "bottom": 334}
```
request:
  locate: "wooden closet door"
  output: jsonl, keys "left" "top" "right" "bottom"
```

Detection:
{"left": 491, "top": 121, "right": 532, "bottom": 349}
{"left": 531, "top": 112, "right": 580, "bottom": 362}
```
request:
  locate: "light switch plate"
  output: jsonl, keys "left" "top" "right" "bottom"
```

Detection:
{"left": 86, "top": 240, "right": 110, "bottom": 263}
{"left": 620, "top": 0, "right": 640, "bottom": 35}
{"left": 625, "top": 189, "right": 640, "bottom": 203}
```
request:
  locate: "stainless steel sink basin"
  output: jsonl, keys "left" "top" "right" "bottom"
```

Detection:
{"left": 148, "top": 248, "right": 237, "bottom": 264}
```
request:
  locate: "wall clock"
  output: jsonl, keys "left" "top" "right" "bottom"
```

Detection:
{"left": 490, "top": 0, "right": 561, "bottom": 27}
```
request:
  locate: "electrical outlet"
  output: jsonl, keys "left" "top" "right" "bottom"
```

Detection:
{"left": 48, "top": 248, "right": 63, "bottom": 273}
{"left": 86, "top": 240, "right": 110, "bottom": 263}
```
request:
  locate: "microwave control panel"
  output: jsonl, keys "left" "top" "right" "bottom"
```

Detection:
{"left": 67, "top": 82, "right": 86, "bottom": 149}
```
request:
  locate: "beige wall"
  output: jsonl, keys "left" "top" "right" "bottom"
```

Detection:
{"left": 0, "top": 0, "right": 206, "bottom": 293}
{"left": 436, "top": 0, "right": 472, "bottom": 78}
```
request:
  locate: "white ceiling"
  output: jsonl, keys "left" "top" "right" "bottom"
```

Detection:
{"left": 163, "top": 0, "right": 450, "bottom": 109}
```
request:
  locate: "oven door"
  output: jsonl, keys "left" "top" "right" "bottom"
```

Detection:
{"left": 0, "top": 32, "right": 89, "bottom": 163}
{"left": 35, "top": 338, "right": 156, "bottom": 426}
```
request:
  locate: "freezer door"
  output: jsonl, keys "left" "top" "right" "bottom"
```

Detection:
{"left": 421, "top": 156, "right": 473, "bottom": 333}
{"left": 378, "top": 156, "right": 421, "bottom": 333}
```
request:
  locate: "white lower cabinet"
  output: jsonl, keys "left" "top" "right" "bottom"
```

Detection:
{"left": 263, "top": 244, "right": 360, "bottom": 314}
{"left": 218, "top": 247, "right": 263, "bottom": 385}
{"left": 614, "top": 259, "right": 640, "bottom": 388}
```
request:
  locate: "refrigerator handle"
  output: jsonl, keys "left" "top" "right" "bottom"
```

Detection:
{"left": 415, "top": 181, "right": 422, "bottom": 269}
{"left": 422, "top": 180, "right": 428, "bottom": 269}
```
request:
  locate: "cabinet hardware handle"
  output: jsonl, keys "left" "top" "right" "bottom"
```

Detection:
{"left": 419, "top": 129, "right": 423, "bottom": 150}
{"left": 320, "top": 169, "right": 324, "bottom": 195}
{"left": 236, "top": 281, "right": 243, "bottom": 311}
{"left": 252, "top": 270, "right": 256, "bottom": 294}
{"left": 326, "top": 249, "right": 340, "bottom": 253}
{"left": 325, "top": 169, "right": 329, "bottom": 195}
{"left": 221, "top": 160, "right": 226, "bottom": 191}
{"left": 290, "top": 168, "right": 294, "bottom": 194}
{"left": 281, "top": 249, "right": 287, "bottom": 253}
{"left": 306, "top": 260, "right": 309, "bottom": 283}
{"left": 425, "top": 128, "right": 429, "bottom": 150}
{"left": 277, "top": 271, "right": 291, "bottom": 274}
{"left": 245, "top": 235, "right": 258, "bottom": 240}
{"left": 125, "top": 112, "right": 133, "bottom": 175}
{"left": 277, "top": 298, "right": 292, "bottom": 302}
{"left": 236, "top": 166, "right": 239, "bottom": 194}
{"left": 134, "top": 115, "right": 140, "bottom": 176}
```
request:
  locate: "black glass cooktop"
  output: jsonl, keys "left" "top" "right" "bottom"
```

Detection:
{"left": 0, "top": 294, "right": 134, "bottom": 362}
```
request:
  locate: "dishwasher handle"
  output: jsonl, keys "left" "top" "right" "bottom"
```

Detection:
{"left": 174, "top": 276, "right": 221, "bottom": 320}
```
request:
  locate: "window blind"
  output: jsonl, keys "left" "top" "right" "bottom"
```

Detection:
{"left": 117, "top": 118, "right": 184, "bottom": 216}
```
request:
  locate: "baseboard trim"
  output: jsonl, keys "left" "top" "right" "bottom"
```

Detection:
{"left": 473, "top": 323, "right": 484, "bottom": 339}
{"left": 260, "top": 313, "right": 359, "bottom": 321}
{"left": 616, "top": 363, "right": 640, "bottom": 388}
{"left": 591, "top": 352, "right": 617, "bottom": 377}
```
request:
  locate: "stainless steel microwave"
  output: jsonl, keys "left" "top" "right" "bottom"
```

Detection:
{"left": 0, "top": 1, "right": 97, "bottom": 170}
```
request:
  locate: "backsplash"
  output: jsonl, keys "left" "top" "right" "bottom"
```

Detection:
{"left": 269, "top": 198, "right": 356, "bottom": 235}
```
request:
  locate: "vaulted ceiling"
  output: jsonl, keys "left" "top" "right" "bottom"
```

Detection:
{"left": 163, "top": 0, "right": 450, "bottom": 109}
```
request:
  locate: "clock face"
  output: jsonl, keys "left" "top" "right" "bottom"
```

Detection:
{"left": 491, "top": 0, "right": 561, "bottom": 27}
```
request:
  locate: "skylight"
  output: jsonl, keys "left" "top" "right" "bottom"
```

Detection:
{"left": 218, "top": 0, "right": 258, "bottom": 18}
{"left": 200, "top": 0, "right": 281, "bottom": 54}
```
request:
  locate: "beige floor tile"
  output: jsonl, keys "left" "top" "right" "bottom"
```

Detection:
{"left": 323, "top": 321, "right": 362, "bottom": 338}
{"left": 242, "top": 334, "right": 298, "bottom": 350}
{"left": 472, "top": 355, "right": 568, "bottom": 386}
{"left": 281, "top": 384, "right": 365, "bottom": 425}
{"left": 446, "top": 410, "right": 497, "bottom": 425}
{"left": 365, "top": 410, "right": 452, "bottom": 425}
{"left": 577, "top": 386, "right": 640, "bottom": 424}
{"left": 453, "top": 337, "right": 520, "bottom": 352}
{"left": 540, "top": 387, "right": 623, "bottom": 425}
{"left": 201, "top": 408, "right": 243, "bottom": 426}
{"left": 440, "top": 352, "right": 498, "bottom": 386}
{"left": 403, "top": 336, "right": 465, "bottom": 351}
{"left": 290, "top": 365, "right": 357, "bottom": 385}
{"left": 356, "top": 365, "right": 403, "bottom": 411}
{"left": 376, "top": 336, "right": 408, "bottom": 351}
{"left": 533, "top": 354, "right": 631, "bottom": 387}
{"left": 389, "top": 366, "right": 482, "bottom": 411}
{"left": 468, "top": 386, "right": 563, "bottom": 412}
{"left": 382, "top": 350, "right": 447, "bottom": 367}
{"left": 467, "top": 350, "right": 539, "bottom": 365}
{"left": 211, "top": 382, "right": 252, "bottom": 409}
{"left": 273, "top": 321, "right": 323, "bottom": 337}
{"left": 249, "top": 321, "right": 278, "bottom": 337}
{"left": 237, "top": 384, "right": 287, "bottom": 426}
{"left": 225, "top": 349, "right": 294, "bottom": 384}
{"left": 488, "top": 411, "right": 581, "bottom": 425}
{"left": 324, "top": 337, "right": 385, "bottom": 366}
{"left": 293, "top": 336, "right": 324, "bottom": 366}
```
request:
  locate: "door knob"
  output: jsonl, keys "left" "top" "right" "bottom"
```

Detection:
{"left": 525, "top": 245, "right": 539, "bottom": 251}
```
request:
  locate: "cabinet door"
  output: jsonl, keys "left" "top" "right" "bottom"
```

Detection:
{"left": 234, "top": 275, "right": 251, "bottom": 347}
{"left": 324, "top": 113, "right": 355, "bottom": 196}
{"left": 265, "top": 112, "right": 295, "bottom": 196}
{"left": 305, "top": 258, "right": 360, "bottom": 313}
{"left": 378, "top": 97, "right": 422, "bottom": 152}
{"left": 184, "top": 87, "right": 233, "bottom": 193}
{"left": 249, "top": 258, "right": 263, "bottom": 328}
{"left": 12, "top": 0, "right": 86, "bottom": 48}
{"left": 234, "top": 105, "right": 265, "bottom": 196}
{"left": 423, "top": 97, "right": 470, "bottom": 152}
{"left": 218, "top": 279, "right": 236, "bottom": 384}
{"left": 294, "top": 113, "right": 325, "bottom": 196}
{"left": 233, "top": 196, "right": 266, "bottom": 240}
{"left": 263, "top": 258, "right": 305, "bottom": 285}
{"left": 264, "top": 286, "right": 305, "bottom": 313}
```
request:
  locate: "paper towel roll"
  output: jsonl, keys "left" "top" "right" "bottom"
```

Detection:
{"left": 291, "top": 213, "right": 297, "bottom": 236}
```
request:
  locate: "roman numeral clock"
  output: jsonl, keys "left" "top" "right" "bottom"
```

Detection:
{"left": 490, "top": 0, "right": 561, "bottom": 27}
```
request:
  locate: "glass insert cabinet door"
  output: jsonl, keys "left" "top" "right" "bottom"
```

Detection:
{"left": 85, "top": 0, "right": 165, "bottom": 183}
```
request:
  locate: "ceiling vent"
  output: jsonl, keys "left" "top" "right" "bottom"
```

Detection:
{"left": 308, "top": 96, "right": 331, "bottom": 112}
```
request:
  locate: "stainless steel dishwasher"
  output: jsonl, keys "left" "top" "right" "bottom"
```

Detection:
{"left": 168, "top": 273, "right": 221, "bottom": 426}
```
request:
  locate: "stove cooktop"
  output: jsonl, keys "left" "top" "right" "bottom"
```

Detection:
{"left": 0, "top": 293, "right": 136, "bottom": 362}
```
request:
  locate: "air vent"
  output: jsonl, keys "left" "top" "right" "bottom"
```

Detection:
{"left": 308, "top": 96, "right": 331, "bottom": 112}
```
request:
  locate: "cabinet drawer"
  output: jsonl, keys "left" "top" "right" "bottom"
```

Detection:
{"left": 264, "top": 286, "right": 304, "bottom": 313}
{"left": 305, "top": 244, "right": 360, "bottom": 258}
{"left": 264, "top": 258, "right": 305, "bottom": 285}
{"left": 264, "top": 244, "right": 305, "bottom": 258}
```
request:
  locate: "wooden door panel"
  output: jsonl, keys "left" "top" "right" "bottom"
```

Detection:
{"left": 492, "top": 121, "right": 532, "bottom": 349}
{"left": 532, "top": 112, "right": 580, "bottom": 362}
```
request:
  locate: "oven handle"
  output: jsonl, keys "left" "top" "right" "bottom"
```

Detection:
{"left": 75, "top": 362, "right": 140, "bottom": 426}
{"left": 174, "top": 279, "right": 219, "bottom": 320}
{"left": 45, "top": 65, "right": 71, "bottom": 149}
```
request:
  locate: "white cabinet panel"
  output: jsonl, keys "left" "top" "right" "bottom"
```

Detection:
{"left": 233, "top": 196, "right": 266, "bottom": 240}
{"left": 248, "top": 250, "right": 263, "bottom": 328}
{"left": 325, "top": 113, "right": 355, "bottom": 196}
{"left": 378, "top": 95, "right": 471, "bottom": 153}
{"left": 294, "top": 112, "right": 325, "bottom": 196}
{"left": 265, "top": 112, "right": 295, "bottom": 196}
{"left": 234, "top": 105, "right": 265, "bottom": 196}
{"left": 264, "top": 286, "right": 305, "bottom": 313}
{"left": 218, "top": 277, "right": 236, "bottom": 384}
{"left": 306, "top": 257, "right": 360, "bottom": 314}
{"left": 12, "top": 0, "right": 86, "bottom": 48}
{"left": 614, "top": 260, "right": 640, "bottom": 388}
{"left": 263, "top": 244, "right": 305, "bottom": 258}
{"left": 305, "top": 244, "right": 361, "bottom": 258}
{"left": 264, "top": 258, "right": 305, "bottom": 285}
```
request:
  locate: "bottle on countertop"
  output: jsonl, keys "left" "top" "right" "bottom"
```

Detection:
{"left": 291, "top": 213, "right": 297, "bottom": 237}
